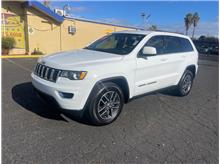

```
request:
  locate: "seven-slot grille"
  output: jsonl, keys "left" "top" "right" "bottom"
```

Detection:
{"left": 34, "top": 63, "right": 60, "bottom": 82}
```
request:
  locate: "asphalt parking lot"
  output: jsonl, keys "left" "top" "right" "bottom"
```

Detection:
{"left": 2, "top": 57, "right": 219, "bottom": 164}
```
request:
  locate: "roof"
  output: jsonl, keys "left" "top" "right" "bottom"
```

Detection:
{"left": 22, "top": 1, "right": 141, "bottom": 29}
{"left": 114, "top": 30, "right": 188, "bottom": 38}
{"left": 24, "top": 1, "right": 64, "bottom": 24}
{"left": 114, "top": 30, "right": 152, "bottom": 35}
{"left": 64, "top": 16, "right": 142, "bottom": 30}
{"left": 22, "top": 1, "right": 183, "bottom": 35}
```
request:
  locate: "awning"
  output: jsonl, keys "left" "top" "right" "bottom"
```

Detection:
{"left": 24, "top": 1, "right": 64, "bottom": 24}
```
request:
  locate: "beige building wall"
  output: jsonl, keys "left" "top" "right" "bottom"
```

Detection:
{"left": 26, "top": 9, "right": 61, "bottom": 54}
{"left": 2, "top": 1, "right": 26, "bottom": 54}
{"left": 60, "top": 19, "right": 133, "bottom": 53}
{"left": 28, "top": 15, "right": 134, "bottom": 55}
{"left": 2, "top": 1, "right": 136, "bottom": 55}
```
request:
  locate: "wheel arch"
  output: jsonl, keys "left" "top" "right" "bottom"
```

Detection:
{"left": 175, "top": 64, "right": 197, "bottom": 86}
{"left": 185, "top": 64, "right": 196, "bottom": 78}
{"left": 98, "top": 76, "right": 130, "bottom": 103}
{"left": 92, "top": 76, "right": 130, "bottom": 103}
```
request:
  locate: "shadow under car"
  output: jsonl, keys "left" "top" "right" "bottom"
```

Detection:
{"left": 11, "top": 82, "right": 90, "bottom": 124}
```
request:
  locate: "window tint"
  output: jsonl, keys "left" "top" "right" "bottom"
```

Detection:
{"left": 86, "top": 33, "right": 145, "bottom": 55}
{"left": 146, "top": 36, "right": 164, "bottom": 54}
{"left": 180, "top": 38, "right": 194, "bottom": 52}
{"left": 164, "top": 36, "right": 182, "bottom": 53}
{"left": 95, "top": 35, "right": 118, "bottom": 49}
{"left": 143, "top": 35, "right": 194, "bottom": 56}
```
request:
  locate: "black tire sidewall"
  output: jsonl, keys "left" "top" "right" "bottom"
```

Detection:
{"left": 178, "top": 70, "right": 194, "bottom": 96}
{"left": 89, "top": 82, "right": 124, "bottom": 125}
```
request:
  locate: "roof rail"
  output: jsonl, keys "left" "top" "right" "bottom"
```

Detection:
{"left": 139, "top": 29, "right": 184, "bottom": 35}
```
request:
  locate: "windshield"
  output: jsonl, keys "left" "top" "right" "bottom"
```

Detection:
{"left": 84, "top": 33, "right": 145, "bottom": 55}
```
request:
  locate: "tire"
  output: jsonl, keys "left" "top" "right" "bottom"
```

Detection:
{"left": 175, "top": 70, "right": 194, "bottom": 96}
{"left": 86, "top": 82, "right": 124, "bottom": 125}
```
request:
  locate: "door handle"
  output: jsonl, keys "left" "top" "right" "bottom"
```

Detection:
{"left": 181, "top": 55, "right": 186, "bottom": 58}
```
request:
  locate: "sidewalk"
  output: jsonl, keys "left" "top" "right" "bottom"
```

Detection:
{"left": 1, "top": 55, "right": 44, "bottom": 59}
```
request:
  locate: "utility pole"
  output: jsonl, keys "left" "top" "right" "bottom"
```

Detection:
{"left": 63, "top": 4, "right": 71, "bottom": 17}
{"left": 141, "top": 12, "right": 151, "bottom": 30}
{"left": 141, "top": 12, "right": 146, "bottom": 29}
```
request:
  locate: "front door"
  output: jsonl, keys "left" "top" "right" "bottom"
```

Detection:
{"left": 134, "top": 35, "right": 185, "bottom": 96}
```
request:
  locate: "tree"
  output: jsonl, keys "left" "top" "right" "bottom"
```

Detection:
{"left": 148, "top": 25, "right": 157, "bottom": 31}
{"left": 198, "top": 35, "right": 206, "bottom": 41}
{"left": 192, "top": 12, "right": 200, "bottom": 39}
{"left": 43, "top": 0, "right": 50, "bottom": 8}
{"left": 184, "top": 13, "right": 193, "bottom": 35}
{"left": 198, "top": 36, "right": 219, "bottom": 43}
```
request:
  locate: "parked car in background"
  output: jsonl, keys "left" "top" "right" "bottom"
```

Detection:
{"left": 193, "top": 39, "right": 219, "bottom": 55}
{"left": 32, "top": 30, "right": 198, "bottom": 125}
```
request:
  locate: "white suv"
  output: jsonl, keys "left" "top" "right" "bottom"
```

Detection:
{"left": 32, "top": 30, "right": 198, "bottom": 125}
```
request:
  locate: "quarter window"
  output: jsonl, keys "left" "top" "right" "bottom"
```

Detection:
{"left": 180, "top": 38, "right": 194, "bottom": 52}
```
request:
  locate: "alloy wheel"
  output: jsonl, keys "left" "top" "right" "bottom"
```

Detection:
{"left": 97, "top": 91, "right": 121, "bottom": 120}
{"left": 182, "top": 74, "right": 192, "bottom": 94}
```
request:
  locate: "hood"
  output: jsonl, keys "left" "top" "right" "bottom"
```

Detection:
{"left": 40, "top": 49, "right": 123, "bottom": 68}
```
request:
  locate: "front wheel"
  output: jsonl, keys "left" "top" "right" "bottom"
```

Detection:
{"left": 175, "top": 70, "right": 194, "bottom": 96}
{"left": 87, "top": 82, "right": 124, "bottom": 125}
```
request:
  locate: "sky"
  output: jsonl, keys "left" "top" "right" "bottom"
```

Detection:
{"left": 50, "top": 1, "right": 219, "bottom": 37}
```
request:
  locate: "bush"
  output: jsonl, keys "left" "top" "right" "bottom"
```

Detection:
{"left": 31, "top": 48, "right": 44, "bottom": 55}
{"left": 2, "top": 37, "right": 16, "bottom": 50}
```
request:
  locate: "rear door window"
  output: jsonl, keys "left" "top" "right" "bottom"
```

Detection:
{"left": 164, "top": 36, "right": 182, "bottom": 54}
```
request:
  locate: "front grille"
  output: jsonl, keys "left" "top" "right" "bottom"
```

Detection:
{"left": 34, "top": 63, "right": 60, "bottom": 82}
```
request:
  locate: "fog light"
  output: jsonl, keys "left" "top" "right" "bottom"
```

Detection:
{"left": 59, "top": 92, "right": 74, "bottom": 99}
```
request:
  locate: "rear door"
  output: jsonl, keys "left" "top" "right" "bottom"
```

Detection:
{"left": 161, "top": 36, "right": 188, "bottom": 85}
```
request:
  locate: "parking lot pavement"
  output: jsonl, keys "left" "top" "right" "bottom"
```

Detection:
{"left": 199, "top": 54, "right": 219, "bottom": 62}
{"left": 2, "top": 58, "right": 219, "bottom": 164}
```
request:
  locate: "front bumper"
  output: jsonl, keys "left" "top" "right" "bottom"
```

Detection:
{"left": 31, "top": 73, "right": 94, "bottom": 110}
{"left": 33, "top": 86, "right": 61, "bottom": 108}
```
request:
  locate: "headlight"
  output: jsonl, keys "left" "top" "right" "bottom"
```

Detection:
{"left": 59, "top": 70, "right": 87, "bottom": 80}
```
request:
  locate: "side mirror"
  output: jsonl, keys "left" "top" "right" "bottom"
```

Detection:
{"left": 142, "top": 46, "right": 157, "bottom": 56}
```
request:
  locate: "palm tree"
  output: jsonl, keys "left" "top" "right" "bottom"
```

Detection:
{"left": 192, "top": 12, "right": 200, "bottom": 39}
{"left": 184, "top": 13, "right": 193, "bottom": 35}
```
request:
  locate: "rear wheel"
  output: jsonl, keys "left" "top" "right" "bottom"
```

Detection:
{"left": 175, "top": 70, "right": 194, "bottom": 96}
{"left": 87, "top": 82, "right": 124, "bottom": 125}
